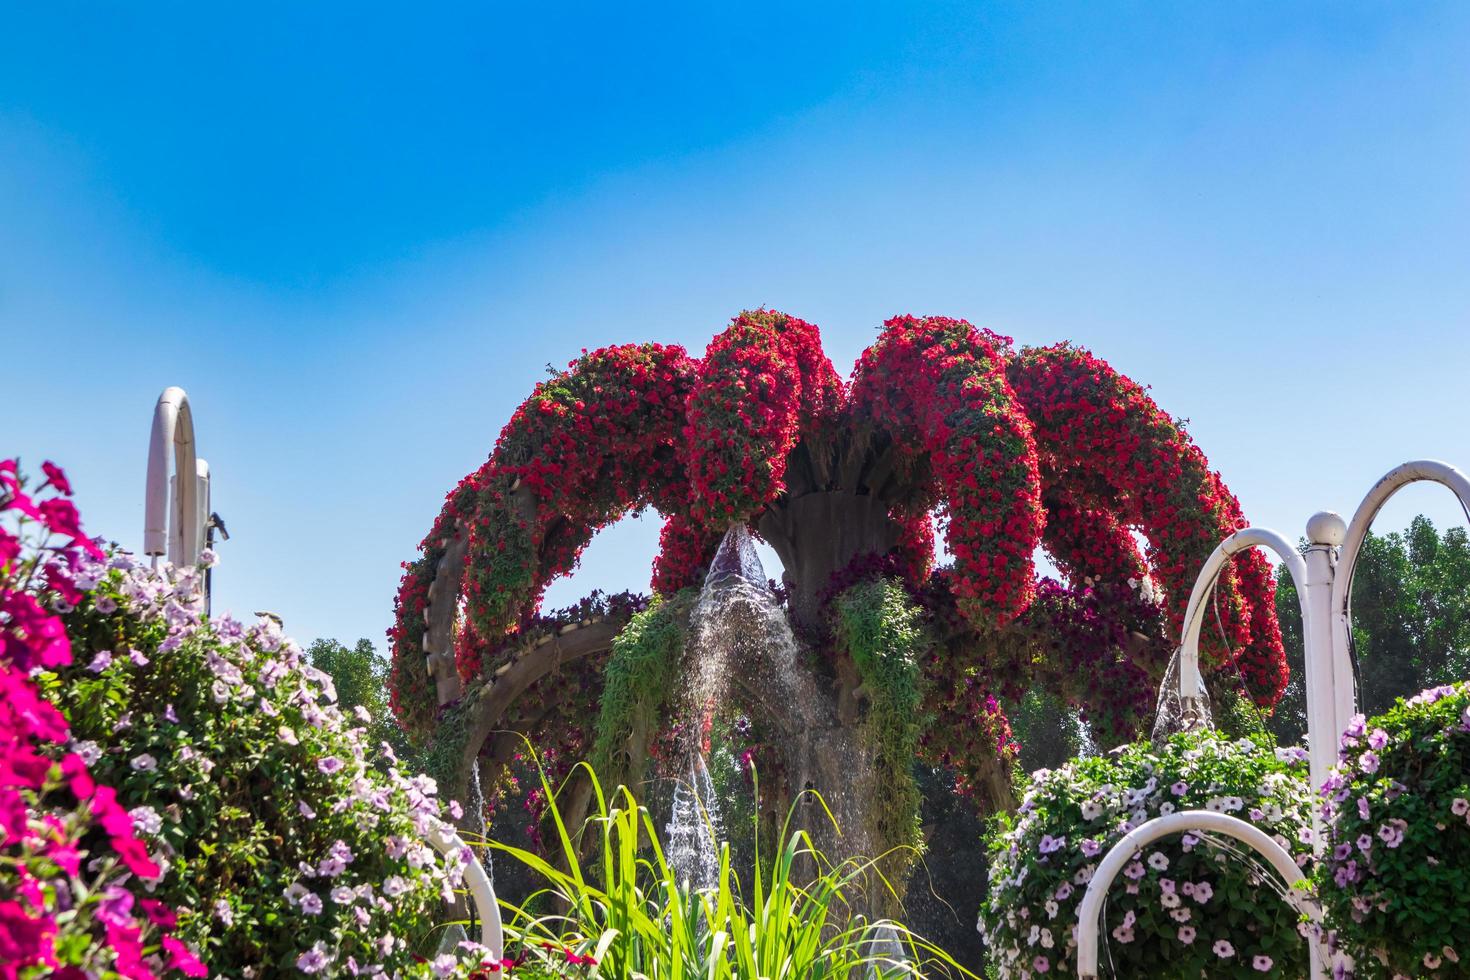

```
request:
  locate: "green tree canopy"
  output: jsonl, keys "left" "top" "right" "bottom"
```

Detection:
{"left": 307, "top": 636, "right": 415, "bottom": 768}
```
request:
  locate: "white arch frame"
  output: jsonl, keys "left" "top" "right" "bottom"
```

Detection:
{"left": 1074, "top": 810, "right": 1325, "bottom": 980}
{"left": 144, "top": 386, "right": 209, "bottom": 568}
{"left": 1328, "top": 459, "right": 1470, "bottom": 736}
{"left": 1173, "top": 526, "right": 1346, "bottom": 796}
{"left": 425, "top": 822, "right": 503, "bottom": 975}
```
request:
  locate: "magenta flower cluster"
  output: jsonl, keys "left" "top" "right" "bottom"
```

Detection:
{"left": 2, "top": 460, "right": 205, "bottom": 978}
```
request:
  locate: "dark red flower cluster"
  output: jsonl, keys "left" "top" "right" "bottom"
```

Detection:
{"left": 684, "top": 310, "right": 843, "bottom": 525}
{"left": 650, "top": 511, "right": 724, "bottom": 595}
{"left": 1007, "top": 344, "right": 1286, "bottom": 704}
{"left": 849, "top": 316, "right": 1045, "bottom": 626}
{"left": 387, "top": 343, "right": 697, "bottom": 714}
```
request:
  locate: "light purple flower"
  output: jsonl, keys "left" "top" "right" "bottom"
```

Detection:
{"left": 1032, "top": 956, "right": 1050, "bottom": 974}
{"left": 130, "top": 753, "right": 157, "bottom": 771}
{"left": 1177, "top": 925, "right": 1196, "bottom": 944}
{"left": 296, "top": 943, "right": 330, "bottom": 973}
{"left": 87, "top": 650, "right": 114, "bottom": 673}
{"left": 1213, "top": 939, "right": 1235, "bottom": 958}
{"left": 1170, "top": 781, "right": 1188, "bottom": 796}
{"left": 318, "top": 756, "right": 344, "bottom": 775}
{"left": 300, "top": 893, "right": 323, "bottom": 915}
{"left": 1254, "top": 954, "right": 1274, "bottom": 971}
{"left": 1080, "top": 839, "right": 1101, "bottom": 857}
{"left": 1366, "top": 728, "right": 1388, "bottom": 750}
{"left": 1359, "top": 751, "right": 1380, "bottom": 774}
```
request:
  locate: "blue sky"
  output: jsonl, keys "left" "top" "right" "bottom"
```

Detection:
{"left": 4, "top": 2, "right": 1468, "bottom": 649}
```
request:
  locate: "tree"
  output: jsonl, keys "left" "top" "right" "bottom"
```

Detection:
{"left": 307, "top": 637, "right": 415, "bottom": 769}
{"left": 1268, "top": 516, "right": 1470, "bottom": 744}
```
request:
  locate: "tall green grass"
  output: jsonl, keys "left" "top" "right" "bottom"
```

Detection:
{"left": 483, "top": 761, "right": 977, "bottom": 979}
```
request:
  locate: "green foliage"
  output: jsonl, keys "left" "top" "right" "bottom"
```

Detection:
{"left": 979, "top": 731, "right": 1316, "bottom": 978}
{"left": 46, "top": 561, "right": 463, "bottom": 975}
{"left": 1271, "top": 516, "right": 1470, "bottom": 743}
{"left": 833, "top": 577, "right": 928, "bottom": 887}
{"left": 309, "top": 636, "right": 416, "bottom": 769}
{"left": 485, "top": 758, "right": 978, "bottom": 979}
{"left": 589, "top": 593, "right": 689, "bottom": 793}
{"left": 1316, "top": 682, "right": 1470, "bottom": 978}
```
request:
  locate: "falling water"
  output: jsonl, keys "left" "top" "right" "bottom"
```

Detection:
{"left": 665, "top": 525, "right": 821, "bottom": 889}
{"left": 865, "top": 922, "right": 908, "bottom": 977}
{"left": 664, "top": 753, "right": 723, "bottom": 891}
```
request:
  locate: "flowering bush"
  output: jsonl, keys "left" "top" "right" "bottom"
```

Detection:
{"left": 684, "top": 309, "right": 843, "bottom": 524}
{"left": 1317, "top": 682, "right": 1469, "bottom": 978}
{"left": 848, "top": 315, "right": 1045, "bottom": 626}
{"left": 979, "top": 732, "right": 1316, "bottom": 978}
{"left": 13, "top": 464, "right": 475, "bottom": 976}
{"left": 1008, "top": 343, "right": 1286, "bottom": 704}
{"left": 2, "top": 460, "right": 204, "bottom": 978}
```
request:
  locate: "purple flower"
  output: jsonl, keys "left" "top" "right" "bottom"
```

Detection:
{"left": 1170, "top": 781, "right": 1188, "bottom": 796}
{"left": 1032, "top": 956, "right": 1050, "bottom": 974}
{"left": 296, "top": 943, "right": 330, "bottom": 973}
{"left": 1359, "top": 751, "right": 1380, "bottom": 774}
{"left": 1366, "top": 728, "right": 1388, "bottom": 750}
{"left": 1178, "top": 925, "right": 1196, "bottom": 944}
{"left": 1213, "top": 939, "right": 1235, "bottom": 958}
{"left": 87, "top": 650, "right": 114, "bottom": 673}
{"left": 1253, "top": 954, "right": 1274, "bottom": 971}
{"left": 300, "top": 893, "right": 323, "bottom": 915}
{"left": 318, "top": 756, "right": 344, "bottom": 775}
{"left": 1080, "top": 839, "right": 1101, "bottom": 857}
{"left": 1357, "top": 796, "right": 1370, "bottom": 820}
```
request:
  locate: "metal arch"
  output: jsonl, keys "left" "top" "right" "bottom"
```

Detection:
{"left": 144, "top": 386, "right": 207, "bottom": 567}
{"left": 1329, "top": 459, "right": 1470, "bottom": 732}
{"left": 1074, "top": 810, "right": 1325, "bottom": 980}
{"left": 425, "top": 821, "right": 504, "bottom": 976}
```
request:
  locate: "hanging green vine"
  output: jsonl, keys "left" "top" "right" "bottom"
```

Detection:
{"left": 832, "top": 576, "right": 928, "bottom": 887}
{"left": 590, "top": 591, "right": 692, "bottom": 796}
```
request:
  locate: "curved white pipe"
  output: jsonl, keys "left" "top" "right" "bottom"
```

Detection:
{"left": 144, "top": 387, "right": 203, "bottom": 566}
{"left": 1329, "top": 460, "right": 1470, "bottom": 733}
{"left": 426, "top": 822, "right": 503, "bottom": 975}
{"left": 1175, "top": 526, "right": 1348, "bottom": 795}
{"left": 1177, "top": 527, "right": 1308, "bottom": 699}
{"left": 1074, "top": 810, "right": 1324, "bottom": 980}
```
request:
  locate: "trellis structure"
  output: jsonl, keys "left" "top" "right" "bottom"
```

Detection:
{"left": 389, "top": 311, "right": 1287, "bottom": 877}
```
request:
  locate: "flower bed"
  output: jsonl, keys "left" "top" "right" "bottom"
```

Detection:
{"left": 1317, "top": 682, "right": 1469, "bottom": 978}
{"left": 979, "top": 731, "right": 1316, "bottom": 978}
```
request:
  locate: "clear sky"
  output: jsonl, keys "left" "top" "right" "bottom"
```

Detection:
{"left": 4, "top": 2, "right": 1468, "bottom": 650}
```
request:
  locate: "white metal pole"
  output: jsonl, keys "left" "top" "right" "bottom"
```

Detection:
{"left": 1301, "top": 512, "right": 1346, "bottom": 798}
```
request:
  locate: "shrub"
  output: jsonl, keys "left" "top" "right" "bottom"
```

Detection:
{"left": 38, "top": 534, "right": 473, "bottom": 974}
{"left": 1316, "top": 682, "right": 1469, "bottom": 978}
{"left": 486, "top": 760, "right": 976, "bottom": 979}
{"left": 978, "top": 731, "right": 1316, "bottom": 978}
{"left": 2, "top": 459, "right": 204, "bottom": 978}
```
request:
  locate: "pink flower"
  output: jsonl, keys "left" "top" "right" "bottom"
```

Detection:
{"left": 39, "top": 461, "right": 73, "bottom": 496}
{"left": 1177, "top": 925, "right": 1196, "bottom": 944}
{"left": 1213, "top": 939, "right": 1235, "bottom": 958}
{"left": 1254, "top": 954, "right": 1273, "bottom": 971}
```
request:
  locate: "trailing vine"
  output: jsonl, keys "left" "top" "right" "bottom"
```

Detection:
{"left": 589, "top": 592, "right": 692, "bottom": 795}
{"left": 832, "top": 577, "right": 928, "bottom": 886}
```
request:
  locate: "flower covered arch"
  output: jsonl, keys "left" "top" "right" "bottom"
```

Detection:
{"left": 389, "top": 310, "right": 1285, "bottom": 872}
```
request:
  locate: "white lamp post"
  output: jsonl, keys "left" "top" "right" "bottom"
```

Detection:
{"left": 1075, "top": 458, "right": 1470, "bottom": 980}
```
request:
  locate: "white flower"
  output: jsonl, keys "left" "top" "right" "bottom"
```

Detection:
{"left": 130, "top": 805, "right": 163, "bottom": 836}
{"left": 130, "top": 753, "right": 157, "bottom": 771}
